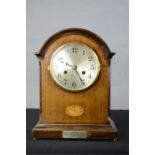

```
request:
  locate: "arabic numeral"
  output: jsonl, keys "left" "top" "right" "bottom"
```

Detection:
{"left": 88, "top": 55, "right": 93, "bottom": 61}
{"left": 89, "top": 73, "right": 92, "bottom": 79}
{"left": 90, "top": 64, "right": 96, "bottom": 70}
{"left": 58, "top": 57, "right": 64, "bottom": 63}
{"left": 58, "top": 57, "right": 63, "bottom": 61}
{"left": 82, "top": 50, "right": 85, "bottom": 55}
{"left": 72, "top": 81, "right": 77, "bottom": 87}
{"left": 57, "top": 73, "right": 61, "bottom": 78}
{"left": 64, "top": 79, "right": 68, "bottom": 85}
{"left": 72, "top": 48, "right": 78, "bottom": 53}
{"left": 81, "top": 81, "right": 85, "bottom": 85}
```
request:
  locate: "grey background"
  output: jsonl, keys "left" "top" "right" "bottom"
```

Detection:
{"left": 26, "top": 0, "right": 129, "bottom": 109}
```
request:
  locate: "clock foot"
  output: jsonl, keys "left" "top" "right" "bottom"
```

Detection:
{"left": 32, "top": 117, "right": 118, "bottom": 140}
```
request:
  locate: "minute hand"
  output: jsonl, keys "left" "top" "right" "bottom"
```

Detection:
{"left": 66, "top": 62, "right": 74, "bottom": 69}
{"left": 75, "top": 69, "right": 83, "bottom": 82}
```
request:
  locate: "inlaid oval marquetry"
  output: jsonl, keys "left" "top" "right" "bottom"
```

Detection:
{"left": 65, "top": 105, "right": 84, "bottom": 117}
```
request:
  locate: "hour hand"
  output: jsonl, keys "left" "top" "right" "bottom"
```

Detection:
{"left": 66, "top": 62, "right": 73, "bottom": 68}
{"left": 66, "top": 62, "right": 77, "bottom": 70}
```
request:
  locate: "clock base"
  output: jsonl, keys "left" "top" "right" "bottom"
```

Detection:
{"left": 32, "top": 118, "right": 118, "bottom": 140}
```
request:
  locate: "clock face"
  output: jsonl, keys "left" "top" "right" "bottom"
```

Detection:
{"left": 49, "top": 42, "right": 101, "bottom": 91}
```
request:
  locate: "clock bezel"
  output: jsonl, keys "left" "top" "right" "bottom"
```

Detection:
{"left": 49, "top": 42, "right": 101, "bottom": 92}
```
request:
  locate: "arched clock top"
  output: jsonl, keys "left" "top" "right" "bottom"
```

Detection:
{"left": 35, "top": 28, "right": 115, "bottom": 60}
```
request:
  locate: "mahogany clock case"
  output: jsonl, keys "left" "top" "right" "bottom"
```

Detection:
{"left": 32, "top": 28, "right": 118, "bottom": 140}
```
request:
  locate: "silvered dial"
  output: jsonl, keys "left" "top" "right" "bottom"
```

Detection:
{"left": 49, "top": 42, "right": 101, "bottom": 91}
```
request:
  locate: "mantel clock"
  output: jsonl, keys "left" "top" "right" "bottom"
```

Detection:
{"left": 32, "top": 28, "right": 118, "bottom": 140}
